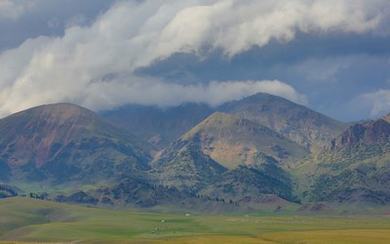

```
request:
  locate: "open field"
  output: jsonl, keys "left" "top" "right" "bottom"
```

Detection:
{"left": 1, "top": 197, "right": 390, "bottom": 243}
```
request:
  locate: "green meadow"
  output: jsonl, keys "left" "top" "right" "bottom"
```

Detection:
{"left": 1, "top": 197, "right": 390, "bottom": 243}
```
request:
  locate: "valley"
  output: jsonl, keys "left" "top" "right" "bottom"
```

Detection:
{"left": 1, "top": 197, "right": 390, "bottom": 243}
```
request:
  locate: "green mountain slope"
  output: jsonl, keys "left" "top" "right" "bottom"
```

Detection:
{"left": 151, "top": 138, "right": 227, "bottom": 191}
{"left": 201, "top": 155, "right": 296, "bottom": 203}
{"left": 297, "top": 117, "right": 390, "bottom": 204}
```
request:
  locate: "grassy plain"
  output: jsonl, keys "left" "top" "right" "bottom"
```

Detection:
{"left": 1, "top": 197, "right": 390, "bottom": 243}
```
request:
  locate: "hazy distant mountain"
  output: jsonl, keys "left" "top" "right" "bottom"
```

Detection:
{"left": 219, "top": 93, "right": 347, "bottom": 151}
{"left": 0, "top": 103, "right": 150, "bottom": 185}
{"left": 101, "top": 103, "right": 213, "bottom": 149}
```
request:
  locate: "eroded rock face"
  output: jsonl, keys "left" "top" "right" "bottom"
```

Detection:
{"left": 330, "top": 119, "right": 390, "bottom": 150}
{"left": 303, "top": 118, "right": 390, "bottom": 204}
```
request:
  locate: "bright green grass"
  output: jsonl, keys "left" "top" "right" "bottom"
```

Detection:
{"left": 1, "top": 197, "right": 390, "bottom": 243}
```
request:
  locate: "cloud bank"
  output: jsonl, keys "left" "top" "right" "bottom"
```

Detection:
{"left": 80, "top": 79, "right": 307, "bottom": 111}
{"left": 356, "top": 89, "right": 390, "bottom": 118}
{"left": 0, "top": 0, "right": 388, "bottom": 116}
{"left": 0, "top": 0, "right": 37, "bottom": 20}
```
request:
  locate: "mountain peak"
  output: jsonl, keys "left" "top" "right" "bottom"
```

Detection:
{"left": 18, "top": 102, "right": 90, "bottom": 112}
{"left": 16, "top": 103, "right": 97, "bottom": 123}
{"left": 241, "top": 92, "right": 297, "bottom": 103}
{"left": 190, "top": 112, "right": 240, "bottom": 128}
{"left": 219, "top": 92, "right": 346, "bottom": 150}
{"left": 0, "top": 102, "right": 149, "bottom": 178}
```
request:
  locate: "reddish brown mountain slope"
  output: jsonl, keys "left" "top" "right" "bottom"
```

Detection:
{"left": 0, "top": 103, "right": 150, "bottom": 183}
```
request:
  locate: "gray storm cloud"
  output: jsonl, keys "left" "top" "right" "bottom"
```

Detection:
{"left": 0, "top": 0, "right": 388, "bottom": 116}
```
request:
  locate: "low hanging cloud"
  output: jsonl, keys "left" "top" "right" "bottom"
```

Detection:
{"left": 0, "top": 0, "right": 388, "bottom": 116}
{"left": 80, "top": 79, "right": 307, "bottom": 111}
{"left": 356, "top": 89, "right": 390, "bottom": 118}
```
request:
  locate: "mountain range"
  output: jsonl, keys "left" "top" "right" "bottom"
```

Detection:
{"left": 0, "top": 93, "right": 389, "bottom": 209}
